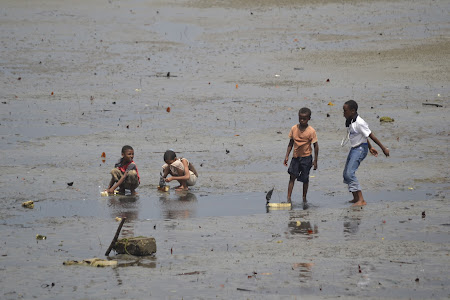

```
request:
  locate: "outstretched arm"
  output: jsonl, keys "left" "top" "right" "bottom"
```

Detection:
{"left": 165, "top": 159, "right": 190, "bottom": 182}
{"left": 108, "top": 177, "right": 116, "bottom": 189}
{"left": 107, "top": 171, "right": 128, "bottom": 193}
{"left": 162, "top": 165, "right": 170, "bottom": 178}
{"left": 367, "top": 140, "right": 378, "bottom": 157}
{"left": 313, "top": 141, "right": 319, "bottom": 170}
{"left": 284, "top": 139, "right": 294, "bottom": 166}
{"left": 369, "top": 133, "right": 389, "bottom": 157}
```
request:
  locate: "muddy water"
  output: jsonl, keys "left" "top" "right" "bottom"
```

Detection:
{"left": 4, "top": 189, "right": 431, "bottom": 224}
{"left": 1, "top": 0, "right": 449, "bottom": 298}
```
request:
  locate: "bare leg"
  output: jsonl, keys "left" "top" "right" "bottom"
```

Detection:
{"left": 175, "top": 180, "right": 189, "bottom": 191}
{"left": 349, "top": 193, "right": 359, "bottom": 203}
{"left": 130, "top": 189, "right": 138, "bottom": 196}
{"left": 351, "top": 190, "right": 367, "bottom": 206}
{"left": 287, "top": 175, "right": 296, "bottom": 203}
{"left": 302, "top": 182, "right": 309, "bottom": 202}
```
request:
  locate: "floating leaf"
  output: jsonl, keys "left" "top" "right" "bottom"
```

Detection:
{"left": 101, "top": 152, "right": 106, "bottom": 158}
{"left": 166, "top": 107, "right": 171, "bottom": 113}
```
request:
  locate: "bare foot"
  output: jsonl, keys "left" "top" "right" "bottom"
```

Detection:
{"left": 351, "top": 200, "right": 367, "bottom": 206}
{"left": 349, "top": 199, "right": 358, "bottom": 203}
{"left": 287, "top": 198, "right": 292, "bottom": 203}
{"left": 175, "top": 187, "right": 189, "bottom": 192}
{"left": 130, "top": 190, "right": 138, "bottom": 196}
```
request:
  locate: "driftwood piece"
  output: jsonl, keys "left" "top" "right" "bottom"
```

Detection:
{"left": 63, "top": 258, "right": 117, "bottom": 267}
{"left": 113, "top": 237, "right": 157, "bottom": 256}
{"left": 105, "top": 217, "right": 126, "bottom": 256}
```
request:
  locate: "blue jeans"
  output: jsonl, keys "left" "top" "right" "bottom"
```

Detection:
{"left": 343, "top": 143, "right": 368, "bottom": 192}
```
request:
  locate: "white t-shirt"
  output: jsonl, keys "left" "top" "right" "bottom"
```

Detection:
{"left": 348, "top": 116, "right": 371, "bottom": 147}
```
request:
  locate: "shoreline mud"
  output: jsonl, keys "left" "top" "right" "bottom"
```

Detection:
{"left": 1, "top": 0, "right": 449, "bottom": 298}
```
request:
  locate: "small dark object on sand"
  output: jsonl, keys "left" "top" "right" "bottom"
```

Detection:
{"left": 167, "top": 72, "right": 170, "bottom": 77}
{"left": 237, "top": 288, "right": 253, "bottom": 292}
{"left": 67, "top": 182, "right": 74, "bottom": 186}
{"left": 266, "top": 188, "right": 274, "bottom": 205}
{"left": 422, "top": 211, "right": 426, "bottom": 218}
{"left": 422, "top": 103, "right": 442, "bottom": 107}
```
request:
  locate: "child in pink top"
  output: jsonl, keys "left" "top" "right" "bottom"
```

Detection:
{"left": 284, "top": 108, "right": 319, "bottom": 204}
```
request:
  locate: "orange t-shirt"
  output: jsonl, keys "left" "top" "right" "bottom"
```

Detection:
{"left": 288, "top": 125, "right": 318, "bottom": 158}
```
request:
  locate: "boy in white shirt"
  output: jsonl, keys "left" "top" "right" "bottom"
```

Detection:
{"left": 342, "top": 100, "right": 389, "bottom": 206}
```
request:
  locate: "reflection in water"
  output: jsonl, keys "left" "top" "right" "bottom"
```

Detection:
{"left": 288, "top": 220, "right": 318, "bottom": 238}
{"left": 116, "top": 257, "right": 157, "bottom": 268}
{"left": 159, "top": 192, "right": 198, "bottom": 219}
{"left": 343, "top": 216, "right": 361, "bottom": 236}
{"left": 287, "top": 211, "right": 318, "bottom": 238}
{"left": 112, "top": 257, "right": 157, "bottom": 286}
{"left": 292, "top": 262, "right": 314, "bottom": 283}
{"left": 108, "top": 196, "right": 140, "bottom": 237}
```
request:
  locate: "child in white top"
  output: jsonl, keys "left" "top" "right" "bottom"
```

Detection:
{"left": 343, "top": 100, "right": 389, "bottom": 206}
{"left": 162, "top": 150, "right": 198, "bottom": 191}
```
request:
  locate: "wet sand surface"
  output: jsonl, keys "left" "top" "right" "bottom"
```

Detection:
{"left": 1, "top": 0, "right": 449, "bottom": 298}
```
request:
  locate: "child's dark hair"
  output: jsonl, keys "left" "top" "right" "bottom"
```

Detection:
{"left": 121, "top": 145, "right": 133, "bottom": 153}
{"left": 345, "top": 100, "right": 358, "bottom": 112}
{"left": 164, "top": 150, "right": 176, "bottom": 162}
{"left": 299, "top": 107, "right": 312, "bottom": 117}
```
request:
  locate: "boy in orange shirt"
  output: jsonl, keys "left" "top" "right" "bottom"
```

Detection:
{"left": 284, "top": 107, "right": 319, "bottom": 204}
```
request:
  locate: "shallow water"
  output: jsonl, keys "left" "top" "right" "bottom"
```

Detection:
{"left": 7, "top": 189, "right": 431, "bottom": 224}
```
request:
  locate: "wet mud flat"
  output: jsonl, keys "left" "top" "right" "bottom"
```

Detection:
{"left": 1, "top": 193, "right": 449, "bottom": 299}
{"left": 1, "top": 0, "right": 450, "bottom": 298}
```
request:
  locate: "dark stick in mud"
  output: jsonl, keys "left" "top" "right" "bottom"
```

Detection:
{"left": 105, "top": 217, "right": 127, "bottom": 256}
